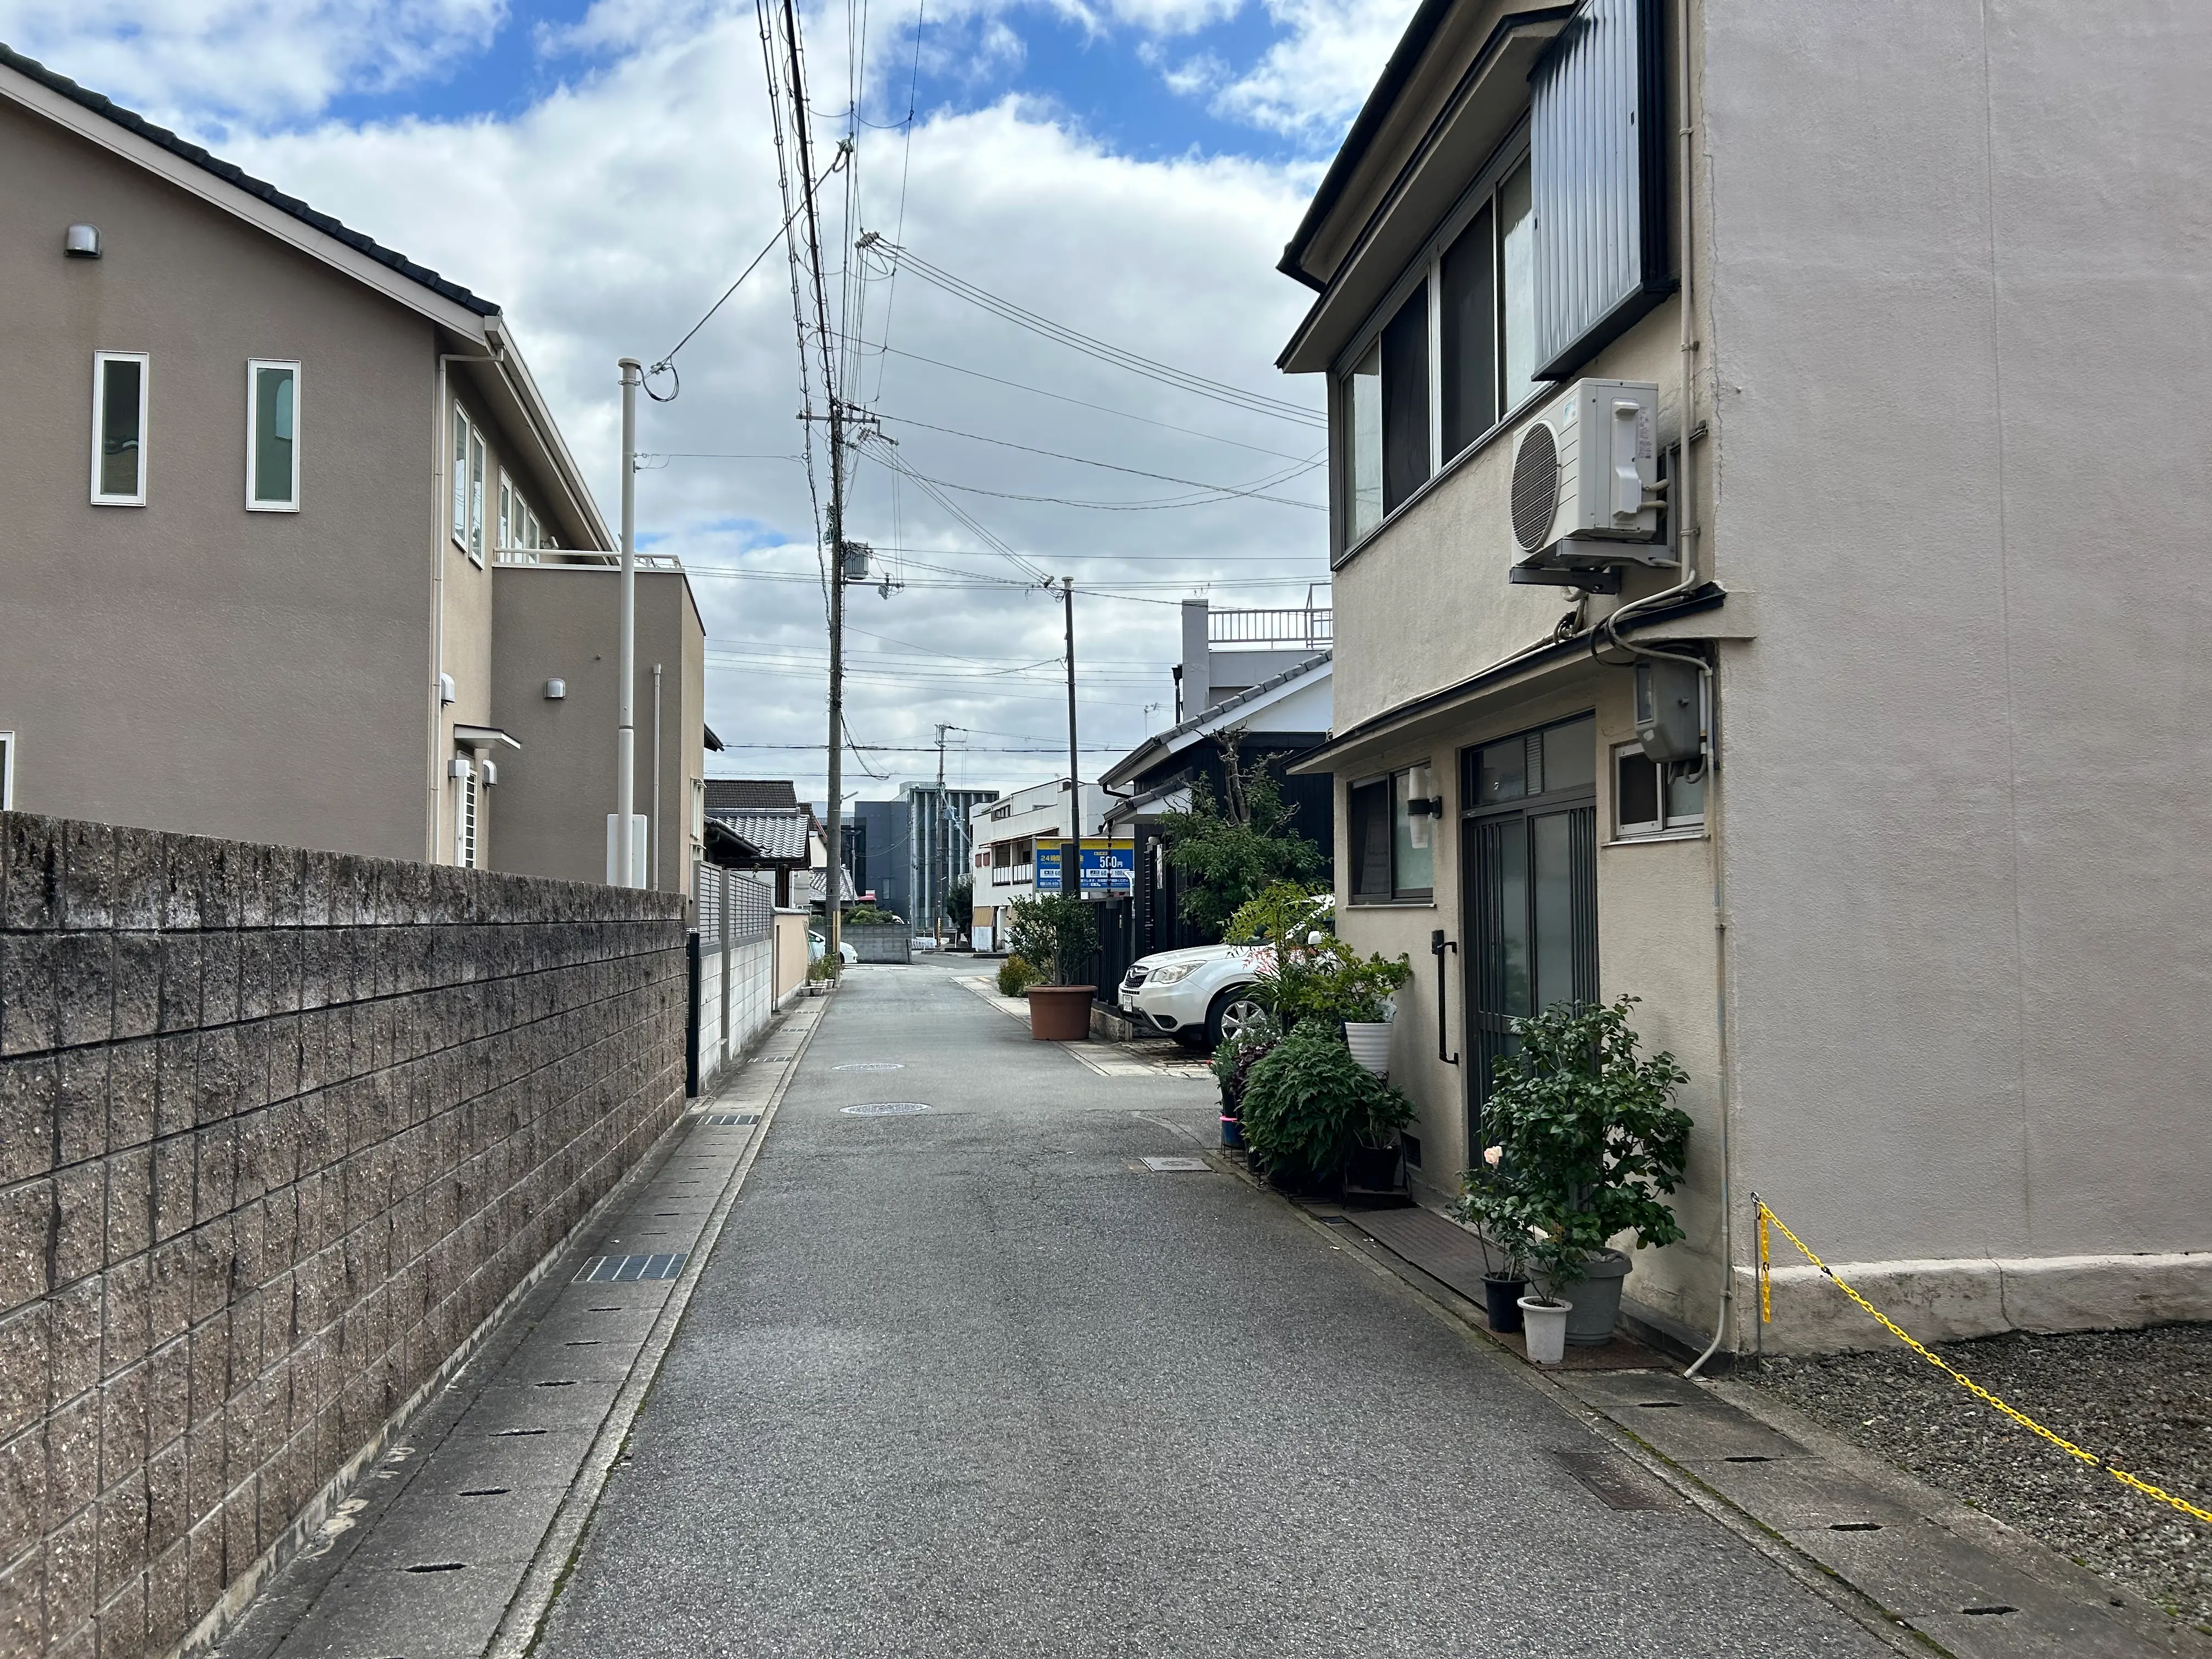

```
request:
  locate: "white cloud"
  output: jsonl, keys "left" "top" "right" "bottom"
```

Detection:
{"left": 1206, "top": 0, "right": 1418, "bottom": 138}
{"left": 0, "top": 0, "right": 503, "bottom": 127}
{"left": 215, "top": 5, "right": 1336, "bottom": 803}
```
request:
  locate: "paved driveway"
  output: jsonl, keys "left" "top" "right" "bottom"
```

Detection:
{"left": 536, "top": 960, "right": 1886, "bottom": 1658}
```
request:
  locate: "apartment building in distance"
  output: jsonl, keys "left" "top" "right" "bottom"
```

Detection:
{"left": 0, "top": 46, "right": 708, "bottom": 897}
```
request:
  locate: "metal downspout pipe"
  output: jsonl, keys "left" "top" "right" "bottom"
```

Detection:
{"left": 1592, "top": 0, "right": 1734, "bottom": 1378}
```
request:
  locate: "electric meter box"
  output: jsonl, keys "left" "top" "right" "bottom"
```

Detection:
{"left": 1634, "top": 659, "right": 1703, "bottom": 763}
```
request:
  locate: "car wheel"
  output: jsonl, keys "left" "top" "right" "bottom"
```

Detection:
{"left": 1206, "top": 988, "right": 1268, "bottom": 1049}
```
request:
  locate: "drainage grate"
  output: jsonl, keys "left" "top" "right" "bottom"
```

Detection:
{"left": 833, "top": 1062, "right": 906, "bottom": 1072}
{"left": 406, "top": 1562, "right": 466, "bottom": 1574}
{"left": 1960, "top": 1606, "right": 2017, "bottom": 1617}
{"left": 573, "top": 1253, "right": 687, "bottom": 1283}
{"left": 459, "top": 1488, "right": 508, "bottom": 1497}
{"left": 839, "top": 1103, "right": 932, "bottom": 1117}
{"left": 1829, "top": 1521, "right": 1883, "bottom": 1532}
{"left": 704, "top": 1113, "right": 760, "bottom": 1126}
{"left": 1550, "top": 1450, "right": 1666, "bottom": 1511}
{"left": 1140, "top": 1156, "right": 1210, "bottom": 1172}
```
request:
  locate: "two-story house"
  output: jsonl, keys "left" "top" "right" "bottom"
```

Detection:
{"left": 0, "top": 46, "right": 709, "bottom": 899}
{"left": 1282, "top": 0, "right": 2210, "bottom": 1355}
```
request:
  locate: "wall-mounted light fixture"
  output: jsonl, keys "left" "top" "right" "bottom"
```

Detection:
{"left": 65, "top": 224, "right": 101, "bottom": 258}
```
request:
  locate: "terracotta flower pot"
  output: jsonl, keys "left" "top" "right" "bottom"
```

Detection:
{"left": 1025, "top": 985, "right": 1095, "bottom": 1041}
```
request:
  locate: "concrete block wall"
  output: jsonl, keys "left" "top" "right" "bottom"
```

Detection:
{"left": 0, "top": 813, "right": 687, "bottom": 1659}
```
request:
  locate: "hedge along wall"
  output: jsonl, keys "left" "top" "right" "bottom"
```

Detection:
{"left": 0, "top": 814, "right": 688, "bottom": 1659}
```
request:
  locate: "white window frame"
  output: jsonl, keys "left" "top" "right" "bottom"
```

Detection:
{"left": 455, "top": 759, "right": 479, "bottom": 867}
{"left": 1611, "top": 742, "right": 1706, "bottom": 839}
{"left": 498, "top": 473, "right": 513, "bottom": 554}
{"left": 246, "top": 359, "right": 302, "bottom": 512}
{"left": 1333, "top": 123, "right": 1539, "bottom": 558}
{"left": 451, "top": 405, "right": 471, "bottom": 549}
{"left": 0, "top": 733, "right": 14, "bottom": 809}
{"left": 91, "top": 351, "right": 150, "bottom": 507}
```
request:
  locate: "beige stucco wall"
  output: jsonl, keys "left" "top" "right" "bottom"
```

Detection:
{"left": 1697, "top": 0, "right": 2212, "bottom": 1323}
{"left": 488, "top": 564, "right": 707, "bottom": 899}
{"left": 0, "top": 99, "right": 436, "bottom": 857}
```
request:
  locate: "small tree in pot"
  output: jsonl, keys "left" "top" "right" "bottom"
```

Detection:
{"left": 1463, "top": 996, "right": 1692, "bottom": 1350}
{"left": 1006, "top": 894, "right": 1097, "bottom": 1041}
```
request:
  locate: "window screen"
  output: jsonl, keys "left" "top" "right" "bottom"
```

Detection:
{"left": 93, "top": 354, "right": 147, "bottom": 504}
{"left": 1440, "top": 204, "right": 1497, "bottom": 459}
{"left": 1379, "top": 288, "right": 1431, "bottom": 516}
{"left": 1349, "top": 780, "right": 1392, "bottom": 898}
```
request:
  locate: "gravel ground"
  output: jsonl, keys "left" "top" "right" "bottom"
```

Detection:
{"left": 1741, "top": 1324, "right": 2212, "bottom": 1628}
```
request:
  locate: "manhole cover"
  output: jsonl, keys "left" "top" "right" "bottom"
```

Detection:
{"left": 1141, "top": 1156, "right": 1210, "bottom": 1172}
{"left": 839, "top": 1102, "right": 933, "bottom": 1117}
{"left": 834, "top": 1062, "right": 906, "bottom": 1072}
{"left": 1549, "top": 1449, "right": 1666, "bottom": 1511}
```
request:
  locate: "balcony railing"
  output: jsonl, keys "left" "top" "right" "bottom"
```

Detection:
{"left": 495, "top": 548, "right": 685, "bottom": 571}
{"left": 1207, "top": 607, "right": 1331, "bottom": 648}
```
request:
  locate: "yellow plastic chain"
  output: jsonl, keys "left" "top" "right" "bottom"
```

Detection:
{"left": 1754, "top": 1199, "right": 2211, "bottom": 1529}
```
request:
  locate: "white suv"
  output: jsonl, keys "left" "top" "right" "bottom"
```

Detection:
{"left": 1117, "top": 944, "right": 1272, "bottom": 1048}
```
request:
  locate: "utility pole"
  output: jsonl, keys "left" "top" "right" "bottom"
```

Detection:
{"left": 616, "top": 357, "right": 640, "bottom": 889}
{"left": 933, "top": 723, "right": 950, "bottom": 951}
{"left": 781, "top": 0, "right": 846, "bottom": 970}
{"left": 1063, "top": 576, "right": 1079, "bottom": 896}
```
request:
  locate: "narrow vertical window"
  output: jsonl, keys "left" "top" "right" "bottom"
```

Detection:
{"left": 498, "top": 478, "right": 512, "bottom": 553}
{"left": 1440, "top": 204, "right": 1497, "bottom": 458}
{"left": 467, "top": 430, "right": 486, "bottom": 563}
{"left": 1347, "top": 341, "right": 1383, "bottom": 543}
{"left": 247, "top": 360, "right": 300, "bottom": 510}
{"left": 456, "top": 761, "right": 478, "bottom": 867}
{"left": 1379, "top": 286, "right": 1431, "bottom": 515}
{"left": 1498, "top": 157, "right": 1539, "bottom": 416}
{"left": 451, "top": 406, "right": 471, "bottom": 547}
{"left": 91, "top": 352, "right": 148, "bottom": 505}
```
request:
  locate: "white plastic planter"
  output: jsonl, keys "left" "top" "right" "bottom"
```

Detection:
{"left": 1343, "top": 1021, "right": 1392, "bottom": 1078}
{"left": 1518, "top": 1297, "right": 1572, "bottom": 1365}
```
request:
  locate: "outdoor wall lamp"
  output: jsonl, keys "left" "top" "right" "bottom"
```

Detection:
{"left": 1408, "top": 796, "right": 1445, "bottom": 817}
{"left": 65, "top": 224, "right": 101, "bottom": 258}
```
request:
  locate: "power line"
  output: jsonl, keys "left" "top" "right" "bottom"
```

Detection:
{"left": 871, "top": 410, "right": 1326, "bottom": 506}
{"left": 857, "top": 237, "right": 1326, "bottom": 428}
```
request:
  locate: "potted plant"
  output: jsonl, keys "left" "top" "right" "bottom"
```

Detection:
{"left": 1228, "top": 884, "right": 1412, "bottom": 1079}
{"left": 1454, "top": 1145, "right": 1530, "bottom": 1334}
{"left": 1210, "top": 1014, "right": 1280, "bottom": 1150}
{"left": 1005, "top": 894, "right": 1098, "bottom": 1041}
{"left": 1465, "top": 996, "right": 1693, "bottom": 1348}
{"left": 1237, "top": 1019, "right": 1415, "bottom": 1193}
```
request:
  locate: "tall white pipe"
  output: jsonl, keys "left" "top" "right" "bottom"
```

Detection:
{"left": 617, "top": 357, "right": 641, "bottom": 889}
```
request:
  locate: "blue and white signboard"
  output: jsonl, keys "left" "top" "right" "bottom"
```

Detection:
{"left": 1034, "top": 842, "right": 1065, "bottom": 893}
{"left": 1078, "top": 839, "right": 1136, "bottom": 895}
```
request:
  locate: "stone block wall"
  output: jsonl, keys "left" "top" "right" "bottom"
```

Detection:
{"left": 0, "top": 814, "right": 687, "bottom": 1659}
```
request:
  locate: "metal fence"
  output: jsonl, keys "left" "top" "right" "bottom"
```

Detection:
{"left": 1207, "top": 607, "right": 1331, "bottom": 648}
{"left": 690, "top": 865, "right": 777, "bottom": 1094}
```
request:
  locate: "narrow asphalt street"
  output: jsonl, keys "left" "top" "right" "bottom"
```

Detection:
{"left": 533, "top": 960, "right": 1886, "bottom": 1658}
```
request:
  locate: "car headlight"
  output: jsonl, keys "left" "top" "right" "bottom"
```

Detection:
{"left": 1147, "top": 964, "right": 1193, "bottom": 986}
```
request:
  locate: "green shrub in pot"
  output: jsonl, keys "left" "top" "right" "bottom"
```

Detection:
{"left": 996, "top": 954, "right": 1040, "bottom": 997}
{"left": 1238, "top": 1019, "right": 1415, "bottom": 1190}
{"left": 1005, "top": 894, "right": 1097, "bottom": 986}
{"left": 1463, "top": 996, "right": 1692, "bottom": 1302}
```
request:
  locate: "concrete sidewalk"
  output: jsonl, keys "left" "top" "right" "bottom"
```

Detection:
{"left": 207, "top": 998, "right": 827, "bottom": 1659}
{"left": 527, "top": 958, "right": 1887, "bottom": 1658}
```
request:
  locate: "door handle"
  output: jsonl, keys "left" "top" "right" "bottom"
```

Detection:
{"left": 1431, "top": 929, "right": 1460, "bottom": 1065}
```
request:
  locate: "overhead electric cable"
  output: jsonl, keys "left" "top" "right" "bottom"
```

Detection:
{"left": 857, "top": 238, "right": 1326, "bottom": 428}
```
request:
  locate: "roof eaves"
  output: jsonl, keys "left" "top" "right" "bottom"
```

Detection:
{"left": 0, "top": 43, "right": 500, "bottom": 318}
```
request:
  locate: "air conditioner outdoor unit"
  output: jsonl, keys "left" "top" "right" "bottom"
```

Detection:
{"left": 1507, "top": 379, "right": 1671, "bottom": 580}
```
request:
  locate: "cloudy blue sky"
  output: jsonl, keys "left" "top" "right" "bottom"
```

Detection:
{"left": 0, "top": 0, "right": 1417, "bottom": 805}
